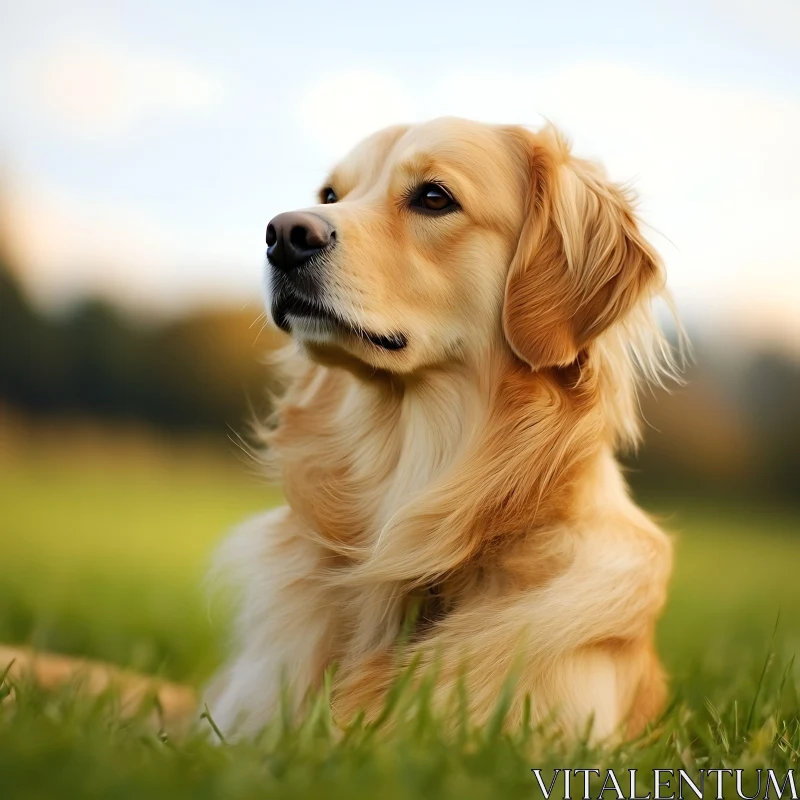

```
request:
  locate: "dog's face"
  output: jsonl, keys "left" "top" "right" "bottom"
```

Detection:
{"left": 266, "top": 117, "right": 662, "bottom": 374}
{"left": 267, "top": 118, "right": 525, "bottom": 372}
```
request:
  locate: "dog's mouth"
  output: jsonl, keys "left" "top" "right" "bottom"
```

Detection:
{"left": 272, "top": 293, "right": 407, "bottom": 352}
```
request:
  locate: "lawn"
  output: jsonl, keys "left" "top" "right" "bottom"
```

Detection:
{"left": 1, "top": 432, "right": 799, "bottom": 798}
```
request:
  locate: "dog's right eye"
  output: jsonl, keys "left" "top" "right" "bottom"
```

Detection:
{"left": 409, "top": 183, "right": 459, "bottom": 215}
{"left": 321, "top": 187, "right": 338, "bottom": 204}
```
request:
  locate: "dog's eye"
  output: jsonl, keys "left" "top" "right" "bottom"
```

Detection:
{"left": 321, "top": 187, "right": 337, "bottom": 204}
{"left": 410, "top": 184, "right": 458, "bottom": 214}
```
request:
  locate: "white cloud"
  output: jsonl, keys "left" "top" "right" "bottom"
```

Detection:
{"left": 296, "top": 69, "right": 415, "bottom": 160}
{"left": 709, "top": 0, "right": 800, "bottom": 50}
{"left": 4, "top": 178, "right": 255, "bottom": 313}
{"left": 26, "top": 40, "right": 223, "bottom": 139}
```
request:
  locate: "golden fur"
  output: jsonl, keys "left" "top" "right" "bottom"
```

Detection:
{"left": 0, "top": 645, "right": 196, "bottom": 732}
{"left": 205, "top": 117, "right": 679, "bottom": 742}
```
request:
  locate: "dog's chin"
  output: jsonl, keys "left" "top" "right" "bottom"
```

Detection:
{"left": 272, "top": 295, "right": 407, "bottom": 355}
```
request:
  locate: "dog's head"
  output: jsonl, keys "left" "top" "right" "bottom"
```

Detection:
{"left": 266, "top": 117, "right": 665, "bottom": 374}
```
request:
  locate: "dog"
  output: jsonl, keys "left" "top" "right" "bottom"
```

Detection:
{"left": 205, "top": 117, "right": 679, "bottom": 742}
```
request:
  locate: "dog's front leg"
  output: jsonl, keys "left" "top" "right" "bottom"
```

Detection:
{"left": 203, "top": 506, "right": 338, "bottom": 738}
{"left": 332, "top": 531, "right": 669, "bottom": 742}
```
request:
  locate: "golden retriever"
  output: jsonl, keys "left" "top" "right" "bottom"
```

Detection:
{"left": 205, "top": 117, "right": 678, "bottom": 742}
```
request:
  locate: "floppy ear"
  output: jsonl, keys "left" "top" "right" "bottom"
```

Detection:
{"left": 502, "top": 127, "right": 665, "bottom": 370}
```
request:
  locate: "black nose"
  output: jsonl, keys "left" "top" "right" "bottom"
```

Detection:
{"left": 266, "top": 211, "right": 335, "bottom": 271}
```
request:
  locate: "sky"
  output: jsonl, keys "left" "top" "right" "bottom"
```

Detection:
{"left": 2, "top": 0, "right": 799, "bottom": 350}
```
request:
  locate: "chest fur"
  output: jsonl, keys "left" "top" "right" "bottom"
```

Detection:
{"left": 270, "top": 366, "right": 482, "bottom": 558}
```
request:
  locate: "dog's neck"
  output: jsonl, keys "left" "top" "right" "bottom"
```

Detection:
{"left": 370, "top": 367, "right": 486, "bottom": 533}
{"left": 265, "top": 344, "right": 619, "bottom": 586}
{"left": 268, "top": 356, "right": 489, "bottom": 550}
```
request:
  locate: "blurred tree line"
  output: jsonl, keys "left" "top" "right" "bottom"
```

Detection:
{"left": 630, "top": 342, "right": 800, "bottom": 506}
{"left": 1, "top": 243, "right": 798, "bottom": 505}
{"left": 0, "top": 254, "right": 282, "bottom": 433}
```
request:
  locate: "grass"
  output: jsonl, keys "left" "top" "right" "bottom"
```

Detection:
{"left": 1, "top": 433, "right": 799, "bottom": 798}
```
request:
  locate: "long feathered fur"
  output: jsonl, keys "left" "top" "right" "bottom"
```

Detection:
{"left": 206, "top": 118, "right": 681, "bottom": 742}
